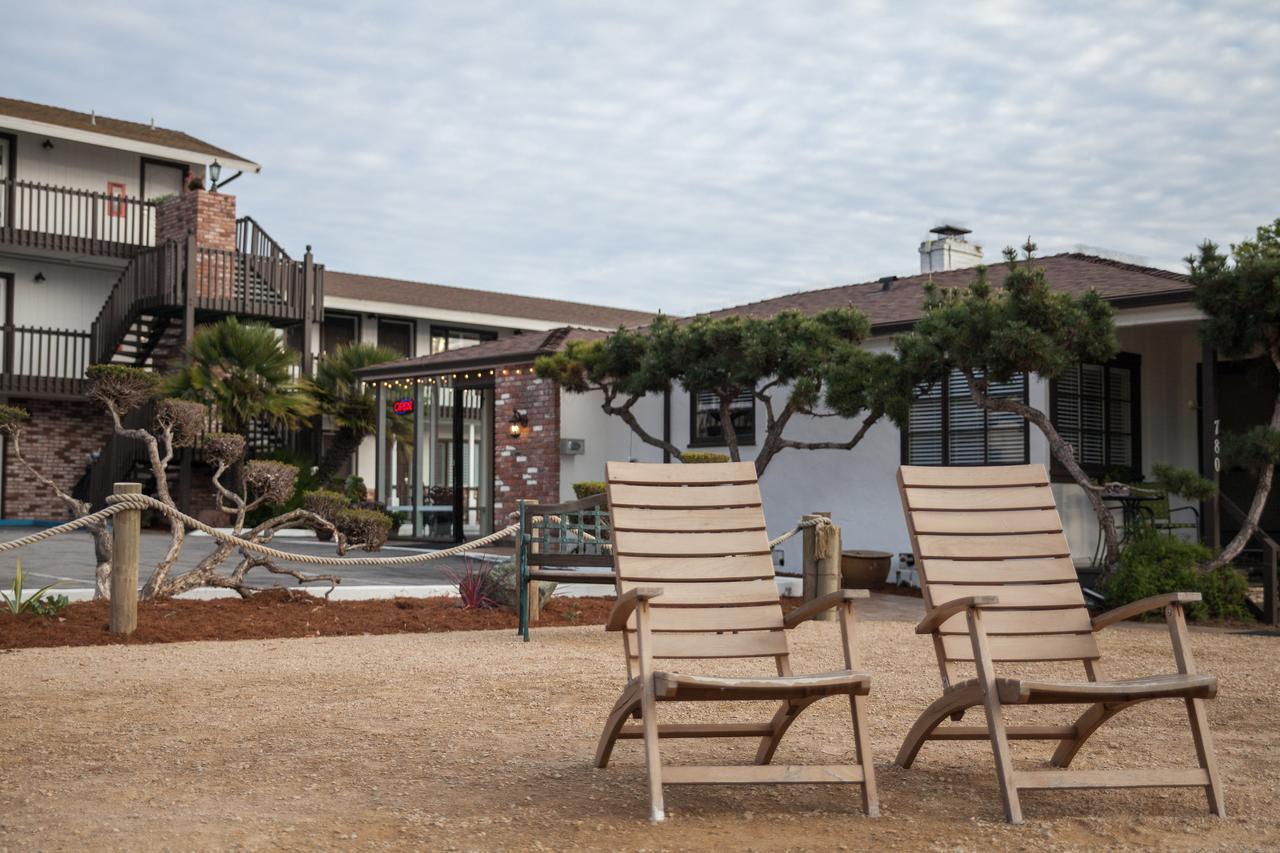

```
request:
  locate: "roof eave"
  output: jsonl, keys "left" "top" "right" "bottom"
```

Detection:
{"left": 0, "top": 114, "right": 260, "bottom": 173}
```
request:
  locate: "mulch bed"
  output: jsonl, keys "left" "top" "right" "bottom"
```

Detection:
{"left": 0, "top": 590, "right": 620, "bottom": 650}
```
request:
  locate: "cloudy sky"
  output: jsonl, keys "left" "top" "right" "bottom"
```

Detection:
{"left": 5, "top": 1, "right": 1277, "bottom": 315}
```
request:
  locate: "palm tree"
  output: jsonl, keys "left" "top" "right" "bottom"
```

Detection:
{"left": 304, "top": 342, "right": 403, "bottom": 482}
{"left": 166, "top": 317, "right": 317, "bottom": 441}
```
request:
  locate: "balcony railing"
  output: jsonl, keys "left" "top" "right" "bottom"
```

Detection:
{"left": 0, "top": 325, "right": 92, "bottom": 397}
{"left": 0, "top": 179, "right": 158, "bottom": 257}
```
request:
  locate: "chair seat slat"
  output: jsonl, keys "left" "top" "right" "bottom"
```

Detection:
{"left": 627, "top": 629, "right": 790, "bottom": 659}
{"left": 928, "top": 582, "right": 1087, "bottom": 609}
{"left": 936, "top": 607, "right": 1092, "bottom": 635}
{"left": 607, "top": 460, "right": 757, "bottom": 484}
{"left": 911, "top": 509, "right": 1064, "bottom": 535}
{"left": 626, "top": 604, "right": 784, "bottom": 633}
{"left": 923, "top": 558, "right": 1077, "bottom": 584}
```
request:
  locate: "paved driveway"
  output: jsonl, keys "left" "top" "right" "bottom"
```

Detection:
{"left": 0, "top": 527, "right": 500, "bottom": 592}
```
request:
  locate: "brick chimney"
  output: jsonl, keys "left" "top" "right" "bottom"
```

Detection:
{"left": 155, "top": 189, "right": 236, "bottom": 251}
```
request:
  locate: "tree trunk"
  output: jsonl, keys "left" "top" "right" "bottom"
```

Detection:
{"left": 719, "top": 394, "right": 741, "bottom": 462}
{"left": 314, "top": 426, "right": 363, "bottom": 484}
{"left": 964, "top": 371, "right": 1121, "bottom": 575}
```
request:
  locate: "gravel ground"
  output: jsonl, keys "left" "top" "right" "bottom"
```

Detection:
{"left": 1, "top": 613, "right": 1277, "bottom": 851}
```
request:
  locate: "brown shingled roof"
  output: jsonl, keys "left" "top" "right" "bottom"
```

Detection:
{"left": 699, "top": 253, "right": 1192, "bottom": 330}
{"left": 0, "top": 96, "right": 255, "bottom": 166}
{"left": 325, "top": 270, "right": 657, "bottom": 329}
{"left": 356, "top": 327, "right": 605, "bottom": 380}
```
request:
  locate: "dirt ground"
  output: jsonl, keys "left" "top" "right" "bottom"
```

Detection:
{"left": 2, "top": 613, "right": 1277, "bottom": 851}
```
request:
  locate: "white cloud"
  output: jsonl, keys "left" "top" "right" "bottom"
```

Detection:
{"left": 2, "top": 0, "right": 1277, "bottom": 315}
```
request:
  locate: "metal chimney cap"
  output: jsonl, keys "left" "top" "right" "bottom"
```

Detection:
{"left": 930, "top": 224, "right": 971, "bottom": 237}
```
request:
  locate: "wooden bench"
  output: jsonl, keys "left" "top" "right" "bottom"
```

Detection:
{"left": 517, "top": 493, "right": 614, "bottom": 641}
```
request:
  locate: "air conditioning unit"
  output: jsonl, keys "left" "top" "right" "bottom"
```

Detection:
{"left": 559, "top": 437, "right": 585, "bottom": 456}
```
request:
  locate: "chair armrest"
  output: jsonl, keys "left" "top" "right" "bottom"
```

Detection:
{"left": 1091, "top": 592, "right": 1202, "bottom": 631}
{"left": 783, "top": 589, "right": 869, "bottom": 629}
{"left": 915, "top": 595, "right": 1000, "bottom": 635}
{"left": 605, "top": 587, "right": 664, "bottom": 631}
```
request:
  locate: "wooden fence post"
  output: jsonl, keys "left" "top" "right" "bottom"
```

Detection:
{"left": 109, "top": 482, "right": 142, "bottom": 635}
{"left": 802, "top": 512, "right": 841, "bottom": 621}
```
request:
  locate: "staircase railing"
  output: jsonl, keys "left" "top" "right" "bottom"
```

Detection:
{"left": 89, "top": 241, "right": 184, "bottom": 365}
{"left": 0, "top": 178, "right": 157, "bottom": 256}
{"left": 236, "top": 216, "right": 292, "bottom": 262}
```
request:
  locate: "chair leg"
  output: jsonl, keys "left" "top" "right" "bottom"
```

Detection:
{"left": 754, "top": 699, "right": 813, "bottom": 765}
{"left": 594, "top": 683, "right": 641, "bottom": 769}
{"left": 849, "top": 693, "right": 880, "bottom": 817}
{"left": 639, "top": 679, "right": 665, "bottom": 822}
{"left": 1186, "top": 697, "right": 1225, "bottom": 817}
{"left": 979, "top": 690, "right": 1022, "bottom": 823}
{"left": 1050, "top": 701, "right": 1136, "bottom": 768}
{"left": 518, "top": 572, "right": 529, "bottom": 642}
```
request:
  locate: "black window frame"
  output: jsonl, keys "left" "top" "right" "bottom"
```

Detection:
{"left": 377, "top": 317, "right": 415, "bottom": 359}
{"left": 900, "top": 369, "right": 1031, "bottom": 466}
{"left": 1048, "top": 352, "right": 1142, "bottom": 482}
{"left": 689, "top": 388, "right": 756, "bottom": 448}
{"left": 321, "top": 312, "right": 360, "bottom": 355}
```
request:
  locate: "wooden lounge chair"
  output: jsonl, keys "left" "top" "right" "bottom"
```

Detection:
{"left": 896, "top": 464, "right": 1224, "bottom": 824}
{"left": 595, "top": 461, "right": 878, "bottom": 822}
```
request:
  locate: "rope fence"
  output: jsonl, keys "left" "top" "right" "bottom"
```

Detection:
{"left": 0, "top": 493, "right": 834, "bottom": 566}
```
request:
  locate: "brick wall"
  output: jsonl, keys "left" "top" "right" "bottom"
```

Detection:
{"left": 3, "top": 399, "right": 112, "bottom": 520}
{"left": 155, "top": 189, "right": 238, "bottom": 299}
{"left": 493, "top": 364, "right": 560, "bottom": 515}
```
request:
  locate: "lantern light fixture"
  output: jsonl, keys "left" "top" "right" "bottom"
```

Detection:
{"left": 508, "top": 409, "right": 528, "bottom": 438}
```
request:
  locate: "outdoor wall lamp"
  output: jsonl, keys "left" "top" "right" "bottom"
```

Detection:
{"left": 33, "top": 272, "right": 46, "bottom": 283}
{"left": 509, "top": 410, "right": 528, "bottom": 438}
{"left": 208, "top": 160, "right": 222, "bottom": 187}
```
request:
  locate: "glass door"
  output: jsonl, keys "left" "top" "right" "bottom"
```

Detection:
{"left": 414, "top": 384, "right": 492, "bottom": 543}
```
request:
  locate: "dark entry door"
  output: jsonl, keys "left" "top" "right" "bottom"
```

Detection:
{"left": 1211, "top": 357, "right": 1280, "bottom": 542}
{"left": 0, "top": 133, "right": 14, "bottom": 228}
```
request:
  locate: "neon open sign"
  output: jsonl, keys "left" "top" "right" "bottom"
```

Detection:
{"left": 392, "top": 399, "right": 414, "bottom": 415}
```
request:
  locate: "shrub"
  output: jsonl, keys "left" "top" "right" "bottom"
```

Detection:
{"left": 303, "top": 489, "right": 349, "bottom": 522}
{"left": 244, "top": 461, "right": 299, "bottom": 505}
{"left": 335, "top": 507, "right": 392, "bottom": 551}
{"left": 154, "top": 398, "right": 205, "bottom": 447}
{"left": 444, "top": 558, "right": 500, "bottom": 609}
{"left": 573, "top": 481, "right": 606, "bottom": 499}
{"left": 682, "top": 451, "right": 730, "bottom": 464}
{"left": 0, "top": 404, "right": 29, "bottom": 437}
{"left": 1104, "top": 533, "right": 1252, "bottom": 622}
{"left": 86, "top": 364, "right": 160, "bottom": 414}
{"left": 204, "top": 432, "right": 246, "bottom": 468}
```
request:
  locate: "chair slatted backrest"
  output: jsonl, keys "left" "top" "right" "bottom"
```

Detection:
{"left": 897, "top": 464, "right": 1099, "bottom": 684}
{"left": 606, "top": 461, "right": 787, "bottom": 675}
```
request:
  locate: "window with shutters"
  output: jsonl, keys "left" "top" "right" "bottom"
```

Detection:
{"left": 903, "top": 369, "right": 1029, "bottom": 465}
{"left": 1049, "top": 353, "right": 1141, "bottom": 480}
{"left": 690, "top": 389, "right": 756, "bottom": 447}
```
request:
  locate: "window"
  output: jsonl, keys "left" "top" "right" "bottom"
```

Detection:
{"left": 1050, "top": 353, "right": 1141, "bottom": 479}
{"left": 690, "top": 389, "right": 756, "bottom": 447}
{"left": 322, "top": 313, "right": 359, "bottom": 354}
{"left": 904, "top": 369, "right": 1029, "bottom": 465}
{"left": 378, "top": 318, "right": 414, "bottom": 358}
{"left": 430, "top": 326, "right": 496, "bottom": 354}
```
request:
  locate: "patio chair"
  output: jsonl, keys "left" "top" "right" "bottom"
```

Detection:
{"left": 594, "top": 461, "right": 878, "bottom": 822}
{"left": 895, "top": 464, "right": 1224, "bottom": 824}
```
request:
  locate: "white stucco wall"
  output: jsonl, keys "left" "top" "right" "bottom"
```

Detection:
{"left": 0, "top": 257, "right": 120, "bottom": 330}
{"left": 570, "top": 312, "right": 1207, "bottom": 568}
